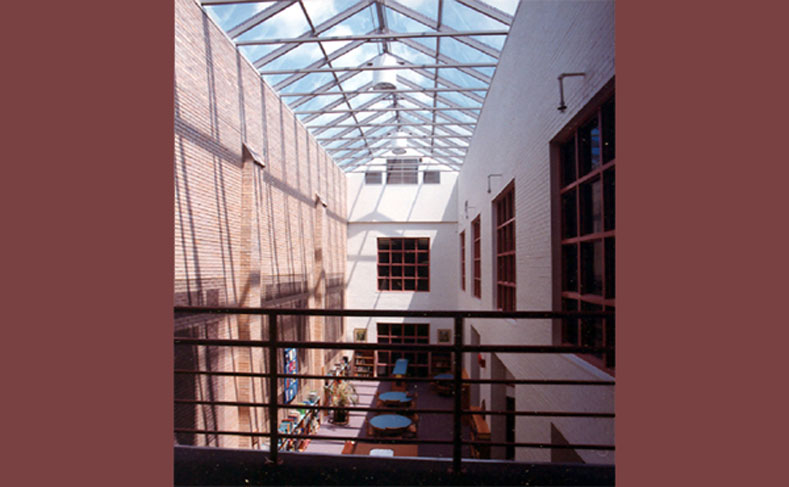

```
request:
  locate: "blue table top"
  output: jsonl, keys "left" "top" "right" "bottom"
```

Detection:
{"left": 392, "top": 358, "right": 409, "bottom": 376}
{"left": 379, "top": 391, "right": 411, "bottom": 403}
{"left": 370, "top": 414, "right": 412, "bottom": 430}
{"left": 434, "top": 373, "right": 453, "bottom": 380}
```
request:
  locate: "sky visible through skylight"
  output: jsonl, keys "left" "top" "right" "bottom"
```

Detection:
{"left": 202, "top": 0, "right": 521, "bottom": 170}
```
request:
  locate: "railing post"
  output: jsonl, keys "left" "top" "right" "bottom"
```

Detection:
{"left": 452, "top": 316, "right": 464, "bottom": 474}
{"left": 268, "top": 312, "right": 280, "bottom": 465}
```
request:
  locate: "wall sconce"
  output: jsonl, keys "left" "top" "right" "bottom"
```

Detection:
{"left": 556, "top": 72, "right": 586, "bottom": 112}
{"left": 487, "top": 174, "right": 502, "bottom": 193}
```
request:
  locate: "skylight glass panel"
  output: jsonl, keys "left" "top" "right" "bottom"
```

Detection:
{"left": 262, "top": 74, "right": 292, "bottom": 87}
{"left": 397, "top": 68, "right": 433, "bottom": 87}
{"left": 320, "top": 38, "right": 356, "bottom": 57}
{"left": 441, "top": 67, "right": 489, "bottom": 89}
{"left": 204, "top": 3, "right": 270, "bottom": 32}
{"left": 394, "top": 0, "right": 439, "bottom": 21}
{"left": 385, "top": 5, "right": 435, "bottom": 33}
{"left": 235, "top": 2, "right": 310, "bottom": 42}
{"left": 412, "top": 37, "right": 438, "bottom": 52}
{"left": 301, "top": 0, "right": 358, "bottom": 27}
{"left": 443, "top": 109, "right": 478, "bottom": 123}
{"left": 339, "top": 70, "right": 373, "bottom": 91}
{"left": 390, "top": 42, "right": 435, "bottom": 65}
{"left": 294, "top": 94, "right": 344, "bottom": 114}
{"left": 238, "top": 44, "right": 285, "bottom": 63}
{"left": 348, "top": 93, "right": 380, "bottom": 108}
{"left": 321, "top": 4, "right": 377, "bottom": 38}
{"left": 406, "top": 91, "right": 435, "bottom": 107}
{"left": 331, "top": 42, "right": 380, "bottom": 68}
{"left": 470, "top": 34, "right": 507, "bottom": 50}
{"left": 443, "top": 0, "right": 510, "bottom": 30}
{"left": 440, "top": 37, "right": 497, "bottom": 63}
{"left": 260, "top": 42, "right": 325, "bottom": 72}
{"left": 482, "top": 0, "right": 521, "bottom": 16}
{"left": 278, "top": 73, "right": 337, "bottom": 96}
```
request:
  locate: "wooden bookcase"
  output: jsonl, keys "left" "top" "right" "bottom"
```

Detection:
{"left": 354, "top": 350, "right": 375, "bottom": 377}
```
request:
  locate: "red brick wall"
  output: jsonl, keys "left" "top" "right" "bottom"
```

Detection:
{"left": 174, "top": 0, "right": 347, "bottom": 449}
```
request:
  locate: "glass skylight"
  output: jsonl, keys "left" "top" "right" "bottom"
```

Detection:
{"left": 201, "top": 0, "right": 518, "bottom": 170}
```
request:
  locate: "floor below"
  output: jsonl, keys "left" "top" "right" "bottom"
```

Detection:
{"left": 305, "top": 378, "right": 472, "bottom": 458}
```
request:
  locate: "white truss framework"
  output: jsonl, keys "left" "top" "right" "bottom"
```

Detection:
{"left": 201, "top": 0, "right": 519, "bottom": 171}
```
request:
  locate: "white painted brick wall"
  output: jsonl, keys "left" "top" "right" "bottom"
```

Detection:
{"left": 456, "top": 0, "right": 615, "bottom": 463}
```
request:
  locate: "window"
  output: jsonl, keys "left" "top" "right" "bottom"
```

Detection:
{"left": 556, "top": 93, "right": 615, "bottom": 372}
{"left": 460, "top": 231, "right": 466, "bottom": 291}
{"left": 377, "top": 237, "right": 430, "bottom": 291}
{"left": 364, "top": 171, "right": 382, "bottom": 184}
{"left": 494, "top": 183, "right": 516, "bottom": 311}
{"left": 472, "top": 216, "right": 481, "bottom": 298}
{"left": 386, "top": 158, "right": 419, "bottom": 184}
{"left": 423, "top": 170, "right": 440, "bottom": 184}
{"left": 376, "top": 323, "right": 430, "bottom": 377}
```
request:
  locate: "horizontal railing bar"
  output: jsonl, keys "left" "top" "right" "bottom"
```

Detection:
{"left": 173, "top": 370, "right": 614, "bottom": 386}
{"left": 174, "top": 430, "right": 613, "bottom": 450}
{"left": 174, "top": 399, "right": 613, "bottom": 418}
{"left": 175, "top": 429, "right": 453, "bottom": 444}
{"left": 173, "top": 337, "right": 613, "bottom": 354}
{"left": 174, "top": 306, "right": 614, "bottom": 319}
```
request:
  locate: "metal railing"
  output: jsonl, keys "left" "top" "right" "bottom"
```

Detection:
{"left": 174, "top": 306, "right": 615, "bottom": 476}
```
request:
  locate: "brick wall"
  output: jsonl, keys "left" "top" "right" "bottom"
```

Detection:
{"left": 174, "top": 0, "right": 347, "bottom": 449}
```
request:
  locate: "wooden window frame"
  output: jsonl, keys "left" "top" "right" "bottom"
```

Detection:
{"left": 460, "top": 231, "right": 466, "bottom": 291}
{"left": 376, "top": 237, "right": 430, "bottom": 292}
{"left": 376, "top": 323, "right": 430, "bottom": 377}
{"left": 553, "top": 89, "right": 615, "bottom": 374}
{"left": 472, "top": 216, "right": 482, "bottom": 299}
{"left": 494, "top": 182, "right": 516, "bottom": 311}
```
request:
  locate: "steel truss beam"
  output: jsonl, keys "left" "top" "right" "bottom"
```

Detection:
{"left": 227, "top": 1, "right": 297, "bottom": 39}
{"left": 280, "top": 87, "right": 487, "bottom": 97}
{"left": 235, "top": 29, "right": 510, "bottom": 46}
{"left": 318, "top": 134, "right": 470, "bottom": 142}
{"left": 388, "top": 57, "right": 486, "bottom": 104}
{"left": 397, "top": 36, "right": 492, "bottom": 84}
{"left": 306, "top": 121, "right": 475, "bottom": 129}
{"left": 329, "top": 144, "right": 468, "bottom": 153}
{"left": 272, "top": 38, "right": 368, "bottom": 92}
{"left": 455, "top": 0, "right": 514, "bottom": 26}
{"left": 382, "top": 0, "right": 503, "bottom": 58}
{"left": 295, "top": 106, "right": 481, "bottom": 115}
{"left": 202, "top": 1, "right": 281, "bottom": 5}
{"left": 252, "top": 0, "right": 375, "bottom": 69}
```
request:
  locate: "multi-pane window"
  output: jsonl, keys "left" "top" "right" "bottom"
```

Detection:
{"left": 376, "top": 323, "right": 430, "bottom": 377}
{"left": 495, "top": 183, "right": 516, "bottom": 311}
{"left": 459, "top": 231, "right": 466, "bottom": 291}
{"left": 557, "top": 94, "right": 615, "bottom": 371}
{"left": 423, "top": 170, "right": 440, "bottom": 184}
{"left": 365, "top": 171, "right": 382, "bottom": 184}
{"left": 377, "top": 238, "right": 430, "bottom": 291}
{"left": 472, "top": 216, "right": 481, "bottom": 298}
{"left": 386, "top": 158, "right": 419, "bottom": 184}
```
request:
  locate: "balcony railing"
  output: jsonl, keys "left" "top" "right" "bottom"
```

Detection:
{"left": 174, "top": 306, "right": 615, "bottom": 485}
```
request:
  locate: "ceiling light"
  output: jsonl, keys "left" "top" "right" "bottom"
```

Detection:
{"left": 371, "top": 53, "right": 401, "bottom": 90}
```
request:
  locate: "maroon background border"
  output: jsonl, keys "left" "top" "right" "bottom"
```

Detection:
{"left": 5, "top": 0, "right": 173, "bottom": 485}
{"left": 4, "top": 0, "right": 787, "bottom": 485}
